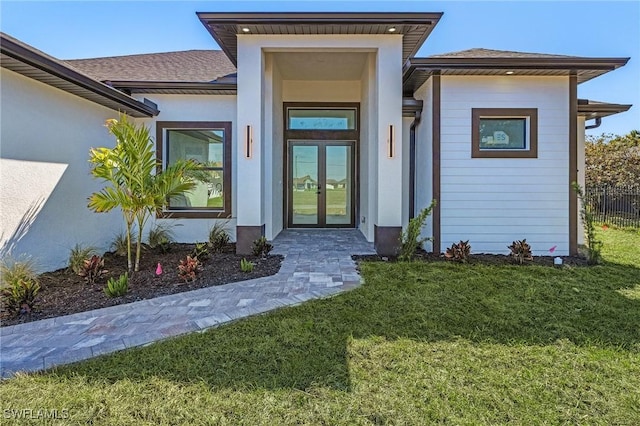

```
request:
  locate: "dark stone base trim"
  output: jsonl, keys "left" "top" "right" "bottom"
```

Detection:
{"left": 236, "top": 225, "right": 265, "bottom": 255}
{"left": 374, "top": 225, "right": 402, "bottom": 256}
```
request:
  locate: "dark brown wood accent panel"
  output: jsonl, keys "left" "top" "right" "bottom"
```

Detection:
{"left": 374, "top": 225, "right": 402, "bottom": 256}
{"left": 156, "top": 121, "right": 232, "bottom": 219}
{"left": 432, "top": 73, "right": 441, "bottom": 254}
{"left": 471, "top": 108, "right": 538, "bottom": 159}
{"left": 569, "top": 73, "right": 578, "bottom": 255}
{"left": 236, "top": 225, "right": 265, "bottom": 255}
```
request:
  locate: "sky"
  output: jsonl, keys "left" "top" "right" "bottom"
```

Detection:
{"left": 1, "top": 0, "right": 638, "bottom": 137}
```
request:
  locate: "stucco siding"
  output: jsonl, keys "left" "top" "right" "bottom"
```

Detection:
{"left": 439, "top": 76, "right": 570, "bottom": 255}
{"left": 413, "top": 78, "right": 434, "bottom": 251}
{"left": 269, "top": 57, "right": 285, "bottom": 239}
{"left": 359, "top": 53, "right": 374, "bottom": 240}
{"left": 0, "top": 69, "right": 121, "bottom": 272}
{"left": 282, "top": 80, "right": 361, "bottom": 102}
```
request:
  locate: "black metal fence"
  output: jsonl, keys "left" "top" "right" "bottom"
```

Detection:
{"left": 585, "top": 185, "right": 640, "bottom": 228}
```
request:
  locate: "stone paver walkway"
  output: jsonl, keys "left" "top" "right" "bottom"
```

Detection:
{"left": 0, "top": 230, "right": 375, "bottom": 378}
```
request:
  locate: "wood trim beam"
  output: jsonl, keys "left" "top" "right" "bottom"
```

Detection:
{"left": 432, "top": 72, "right": 441, "bottom": 254}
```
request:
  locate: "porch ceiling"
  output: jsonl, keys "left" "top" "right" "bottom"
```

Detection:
{"left": 272, "top": 52, "right": 368, "bottom": 80}
{"left": 197, "top": 12, "right": 443, "bottom": 66}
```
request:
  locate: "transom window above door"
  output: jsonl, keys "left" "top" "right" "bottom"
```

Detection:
{"left": 287, "top": 108, "right": 357, "bottom": 130}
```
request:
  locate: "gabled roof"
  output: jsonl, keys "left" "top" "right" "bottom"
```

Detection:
{"left": 403, "top": 48, "right": 630, "bottom": 95}
{"left": 0, "top": 32, "right": 159, "bottom": 117}
{"left": 197, "top": 12, "right": 443, "bottom": 66}
{"left": 66, "top": 49, "right": 238, "bottom": 95}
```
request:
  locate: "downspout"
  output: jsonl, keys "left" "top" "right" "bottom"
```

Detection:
{"left": 585, "top": 117, "right": 602, "bottom": 130}
{"left": 409, "top": 110, "right": 422, "bottom": 219}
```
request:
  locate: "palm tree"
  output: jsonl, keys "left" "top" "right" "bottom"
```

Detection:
{"left": 88, "top": 114, "right": 197, "bottom": 272}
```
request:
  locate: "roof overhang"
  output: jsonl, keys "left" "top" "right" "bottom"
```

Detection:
{"left": 402, "top": 97, "right": 423, "bottom": 117}
{"left": 0, "top": 33, "right": 159, "bottom": 117}
{"left": 109, "top": 81, "right": 237, "bottom": 96}
{"left": 578, "top": 99, "right": 632, "bottom": 119}
{"left": 197, "top": 12, "right": 443, "bottom": 66}
{"left": 403, "top": 56, "right": 630, "bottom": 95}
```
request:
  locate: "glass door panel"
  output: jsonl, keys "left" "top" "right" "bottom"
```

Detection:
{"left": 325, "top": 145, "right": 352, "bottom": 225}
{"left": 291, "top": 145, "right": 319, "bottom": 225}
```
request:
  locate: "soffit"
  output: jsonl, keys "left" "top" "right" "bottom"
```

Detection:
{"left": 403, "top": 54, "right": 630, "bottom": 95}
{"left": 0, "top": 33, "right": 158, "bottom": 117}
{"left": 197, "top": 12, "right": 443, "bottom": 66}
{"left": 578, "top": 99, "right": 632, "bottom": 119}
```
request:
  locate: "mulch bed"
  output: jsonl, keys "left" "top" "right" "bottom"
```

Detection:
{"left": 1, "top": 243, "right": 282, "bottom": 327}
{"left": 353, "top": 251, "right": 590, "bottom": 267}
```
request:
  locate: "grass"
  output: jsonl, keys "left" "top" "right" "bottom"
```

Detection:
{"left": 1, "top": 228, "right": 639, "bottom": 424}
{"left": 293, "top": 188, "right": 347, "bottom": 215}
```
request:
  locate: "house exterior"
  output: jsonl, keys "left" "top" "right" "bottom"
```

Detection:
{"left": 0, "top": 12, "right": 631, "bottom": 271}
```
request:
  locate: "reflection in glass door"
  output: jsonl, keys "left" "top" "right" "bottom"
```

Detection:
{"left": 325, "top": 145, "right": 352, "bottom": 225}
{"left": 288, "top": 141, "right": 354, "bottom": 228}
{"left": 290, "top": 145, "right": 319, "bottom": 225}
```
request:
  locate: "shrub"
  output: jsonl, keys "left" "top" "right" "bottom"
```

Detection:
{"left": 178, "top": 255, "right": 200, "bottom": 282}
{"left": 88, "top": 114, "right": 198, "bottom": 272}
{"left": 208, "top": 221, "right": 231, "bottom": 253}
{"left": 399, "top": 200, "right": 436, "bottom": 261}
{"left": 111, "top": 232, "right": 132, "bottom": 257}
{"left": 104, "top": 273, "right": 128, "bottom": 298}
{"left": 0, "top": 256, "right": 38, "bottom": 289}
{"left": 240, "top": 258, "right": 254, "bottom": 273}
{"left": 147, "top": 223, "right": 175, "bottom": 253}
{"left": 0, "top": 257, "right": 40, "bottom": 315}
{"left": 68, "top": 243, "right": 97, "bottom": 274}
{"left": 508, "top": 239, "right": 533, "bottom": 264}
{"left": 1, "top": 278, "right": 40, "bottom": 315}
{"left": 252, "top": 236, "right": 273, "bottom": 258}
{"left": 78, "top": 255, "right": 106, "bottom": 284}
{"left": 572, "top": 182, "right": 603, "bottom": 264}
{"left": 445, "top": 240, "right": 471, "bottom": 263}
{"left": 191, "top": 242, "right": 209, "bottom": 261}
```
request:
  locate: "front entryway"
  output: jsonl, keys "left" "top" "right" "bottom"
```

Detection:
{"left": 287, "top": 141, "right": 355, "bottom": 227}
{"left": 283, "top": 102, "right": 359, "bottom": 229}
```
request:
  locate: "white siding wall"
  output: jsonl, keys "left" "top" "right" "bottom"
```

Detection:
{"left": 414, "top": 78, "right": 434, "bottom": 251}
{"left": 136, "top": 94, "right": 238, "bottom": 243}
{"left": 440, "top": 76, "right": 570, "bottom": 255}
{"left": 0, "top": 69, "right": 121, "bottom": 272}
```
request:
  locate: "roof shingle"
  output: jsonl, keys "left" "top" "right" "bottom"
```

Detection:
{"left": 65, "top": 50, "right": 236, "bottom": 83}
{"left": 428, "top": 48, "right": 577, "bottom": 59}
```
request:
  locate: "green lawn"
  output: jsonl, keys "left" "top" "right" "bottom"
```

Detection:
{"left": 1, "top": 228, "right": 639, "bottom": 424}
{"left": 293, "top": 188, "right": 347, "bottom": 215}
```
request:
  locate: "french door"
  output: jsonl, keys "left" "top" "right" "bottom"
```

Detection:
{"left": 287, "top": 140, "right": 355, "bottom": 228}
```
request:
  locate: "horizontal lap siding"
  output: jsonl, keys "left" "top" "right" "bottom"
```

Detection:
{"left": 440, "top": 76, "right": 569, "bottom": 255}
